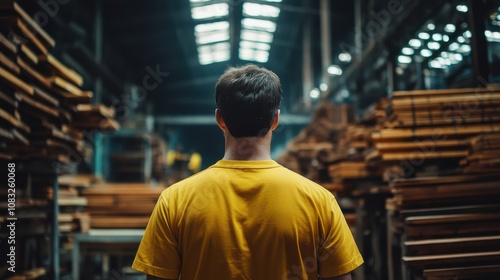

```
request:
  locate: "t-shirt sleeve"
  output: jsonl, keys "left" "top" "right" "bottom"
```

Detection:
{"left": 317, "top": 195, "right": 364, "bottom": 277}
{"left": 132, "top": 192, "right": 181, "bottom": 279}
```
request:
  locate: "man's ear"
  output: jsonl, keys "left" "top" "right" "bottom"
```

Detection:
{"left": 271, "top": 109, "right": 280, "bottom": 131}
{"left": 215, "top": 109, "right": 227, "bottom": 132}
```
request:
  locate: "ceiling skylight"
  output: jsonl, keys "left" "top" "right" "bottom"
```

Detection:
{"left": 243, "top": 3, "right": 280, "bottom": 18}
{"left": 240, "top": 30, "right": 273, "bottom": 43}
{"left": 241, "top": 18, "right": 277, "bottom": 32}
{"left": 191, "top": 3, "right": 229, "bottom": 20}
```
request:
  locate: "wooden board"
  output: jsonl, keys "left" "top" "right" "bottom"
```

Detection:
{"left": 423, "top": 264, "right": 500, "bottom": 280}
{"left": 39, "top": 54, "right": 83, "bottom": 86}
{"left": 0, "top": 65, "right": 33, "bottom": 94}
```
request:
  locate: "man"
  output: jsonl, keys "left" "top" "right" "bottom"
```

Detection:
{"left": 132, "top": 65, "right": 363, "bottom": 280}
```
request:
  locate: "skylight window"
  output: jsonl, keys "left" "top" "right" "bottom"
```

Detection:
{"left": 241, "top": 18, "right": 277, "bottom": 32}
{"left": 191, "top": 3, "right": 229, "bottom": 20}
{"left": 199, "top": 49, "right": 230, "bottom": 65}
{"left": 195, "top": 21, "right": 229, "bottom": 34}
{"left": 240, "top": 41, "right": 271, "bottom": 51}
{"left": 241, "top": 30, "right": 273, "bottom": 43}
{"left": 239, "top": 48, "right": 269, "bottom": 63}
{"left": 196, "top": 31, "right": 230, "bottom": 45}
{"left": 243, "top": 3, "right": 280, "bottom": 18}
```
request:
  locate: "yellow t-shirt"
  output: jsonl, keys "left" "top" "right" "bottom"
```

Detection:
{"left": 132, "top": 160, "right": 363, "bottom": 279}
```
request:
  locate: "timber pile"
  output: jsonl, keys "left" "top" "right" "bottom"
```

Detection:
{"left": 82, "top": 183, "right": 165, "bottom": 228}
{"left": 51, "top": 174, "right": 103, "bottom": 233}
{"left": 377, "top": 86, "right": 500, "bottom": 280}
{"left": 278, "top": 102, "right": 353, "bottom": 189}
{"left": 107, "top": 134, "right": 167, "bottom": 183}
{"left": 0, "top": 1, "right": 119, "bottom": 163}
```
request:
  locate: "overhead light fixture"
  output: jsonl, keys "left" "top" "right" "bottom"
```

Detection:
{"left": 310, "top": 88, "right": 320, "bottom": 99}
{"left": 402, "top": 47, "right": 414, "bottom": 55}
{"left": 463, "top": 30, "right": 472, "bottom": 38}
{"left": 457, "top": 36, "right": 466, "bottom": 43}
{"left": 198, "top": 42, "right": 230, "bottom": 54}
{"left": 456, "top": 5, "right": 468, "bottom": 13}
{"left": 320, "top": 83, "right": 328, "bottom": 91}
{"left": 398, "top": 55, "right": 412, "bottom": 64}
{"left": 444, "top": 24, "right": 456, "bottom": 33}
{"left": 449, "top": 42, "right": 460, "bottom": 51}
{"left": 429, "top": 60, "right": 445, "bottom": 69}
{"left": 458, "top": 44, "right": 471, "bottom": 53}
{"left": 409, "top": 39, "right": 422, "bottom": 48}
{"left": 427, "top": 23, "right": 436, "bottom": 30}
{"left": 327, "top": 65, "right": 342, "bottom": 75}
{"left": 191, "top": 3, "right": 229, "bottom": 20}
{"left": 418, "top": 32, "right": 430, "bottom": 40}
{"left": 241, "top": 18, "right": 277, "bottom": 32}
{"left": 428, "top": 42, "right": 441, "bottom": 50}
{"left": 195, "top": 21, "right": 229, "bottom": 33}
{"left": 243, "top": 3, "right": 280, "bottom": 18}
{"left": 338, "top": 52, "right": 352, "bottom": 62}
{"left": 443, "top": 35, "right": 450, "bottom": 42}
{"left": 432, "top": 33, "right": 443, "bottom": 41}
{"left": 420, "top": 49, "right": 432, "bottom": 57}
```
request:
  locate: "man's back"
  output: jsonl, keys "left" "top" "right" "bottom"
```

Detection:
{"left": 133, "top": 160, "right": 362, "bottom": 280}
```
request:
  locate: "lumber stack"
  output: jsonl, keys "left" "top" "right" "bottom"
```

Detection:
{"left": 51, "top": 175, "right": 103, "bottom": 233}
{"left": 82, "top": 183, "right": 165, "bottom": 228}
{"left": 278, "top": 102, "right": 353, "bottom": 188}
{"left": 0, "top": 1, "right": 119, "bottom": 163}
{"left": 107, "top": 134, "right": 167, "bottom": 183}
{"left": 377, "top": 86, "right": 500, "bottom": 280}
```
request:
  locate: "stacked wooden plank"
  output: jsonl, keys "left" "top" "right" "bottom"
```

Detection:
{"left": 278, "top": 102, "right": 353, "bottom": 187}
{"left": 0, "top": 1, "right": 119, "bottom": 163}
{"left": 375, "top": 86, "right": 500, "bottom": 280}
{"left": 51, "top": 175, "right": 103, "bottom": 233}
{"left": 82, "top": 183, "right": 165, "bottom": 228}
{"left": 107, "top": 134, "right": 167, "bottom": 183}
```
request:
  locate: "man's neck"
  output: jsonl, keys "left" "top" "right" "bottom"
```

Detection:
{"left": 222, "top": 135, "right": 272, "bottom": 161}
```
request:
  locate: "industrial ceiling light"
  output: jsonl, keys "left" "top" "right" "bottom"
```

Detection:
{"left": 402, "top": 47, "right": 414, "bottom": 55}
{"left": 432, "top": 33, "right": 443, "bottom": 41}
{"left": 320, "top": 83, "right": 328, "bottom": 91}
{"left": 463, "top": 30, "right": 472, "bottom": 38}
{"left": 327, "top": 65, "right": 342, "bottom": 75}
{"left": 444, "top": 24, "right": 456, "bottom": 33}
{"left": 398, "top": 55, "right": 412, "bottom": 64}
{"left": 191, "top": 3, "right": 229, "bottom": 20}
{"left": 456, "top": 5, "right": 468, "bottom": 13}
{"left": 420, "top": 49, "right": 432, "bottom": 57}
{"left": 198, "top": 42, "right": 230, "bottom": 54}
{"left": 428, "top": 42, "right": 440, "bottom": 50}
{"left": 338, "top": 52, "right": 352, "bottom": 62}
{"left": 443, "top": 35, "right": 450, "bottom": 42}
{"left": 418, "top": 32, "right": 430, "bottom": 40}
{"left": 457, "top": 36, "right": 466, "bottom": 43}
{"left": 241, "top": 18, "right": 276, "bottom": 32}
{"left": 458, "top": 44, "right": 471, "bottom": 53}
{"left": 243, "top": 3, "right": 280, "bottom": 18}
{"left": 427, "top": 23, "right": 436, "bottom": 30}
{"left": 309, "top": 88, "right": 320, "bottom": 99}
{"left": 429, "top": 60, "right": 444, "bottom": 69}
{"left": 409, "top": 39, "right": 422, "bottom": 48}
{"left": 449, "top": 42, "right": 459, "bottom": 51}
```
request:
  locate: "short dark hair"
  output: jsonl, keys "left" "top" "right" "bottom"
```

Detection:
{"left": 215, "top": 64, "right": 282, "bottom": 138}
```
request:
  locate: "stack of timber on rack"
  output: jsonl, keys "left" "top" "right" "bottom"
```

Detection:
{"left": 373, "top": 86, "right": 500, "bottom": 280}
{"left": 0, "top": 2, "right": 119, "bottom": 279}
{"left": 106, "top": 134, "right": 167, "bottom": 183}
{"left": 0, "top": 1, "right": 119, "bottom": 163}
{"left": 49, "top": 174, "right": 103, "bottom": 233}
{"left": 278, "top": 102, "right": 354, "bottom": 189}
{"left": 82, "top": 183, "right": 165, "bottom": 228}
